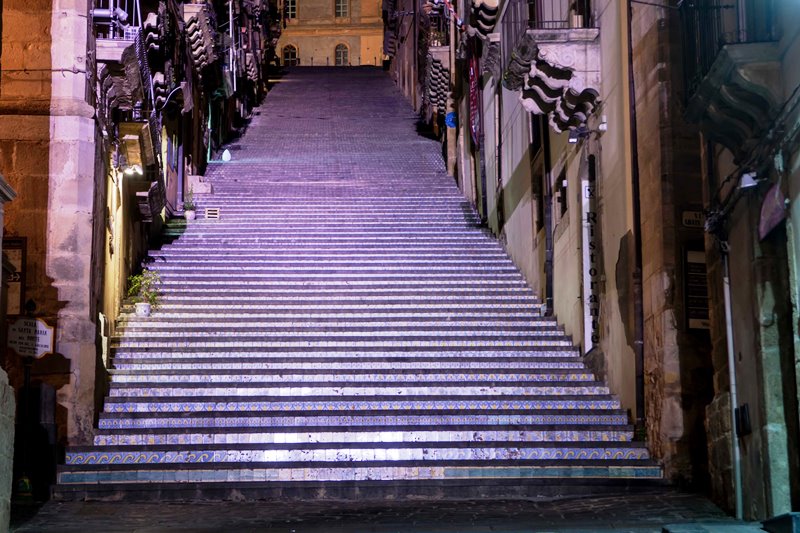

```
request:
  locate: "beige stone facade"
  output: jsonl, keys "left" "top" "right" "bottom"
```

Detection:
{"left": 277, "top": 0, "right": 383, "bottom": 66}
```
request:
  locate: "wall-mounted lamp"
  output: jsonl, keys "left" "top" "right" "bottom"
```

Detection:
{"left": 739, "top": 171, "right": 760, "bottom": 189}
{"left": 568, "top": 125, "right": 590, "bottom": 144}
{"left": 568, "top": 119, "right": 607, "bottom": 144}
{"left": 123, "top": 165, "right": 143, "bottom": 176}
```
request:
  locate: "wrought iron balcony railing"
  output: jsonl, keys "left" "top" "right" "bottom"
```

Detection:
{"left": 680, "top": 0, "right": 779, "bottom": 98}
{"left": 528, "top": 0, "right": 594, "bottom": 30}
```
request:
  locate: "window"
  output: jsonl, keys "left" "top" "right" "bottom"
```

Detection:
{"left": 556, "top": 168, "right": 568, "bottom": 218}
{"left": 283, "top": 45, "right": 299, "bottom": 66}
{"left": 285, "top": 0, "right": 296, "bottom": 19}
{"left": 335, "top": 44, "right": 349, "bottom": 66}
{"left": 335, "top": 0, "right": 348, "bottom": 17}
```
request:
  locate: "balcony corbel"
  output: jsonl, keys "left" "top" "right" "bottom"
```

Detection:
{"left": 504, "top": 27, "right": 601, "bottom": 133}
{"left": 684, "top": 42, "right": 782, "bottom": 164}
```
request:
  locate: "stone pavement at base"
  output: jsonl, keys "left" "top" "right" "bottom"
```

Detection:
{"left": 11, "top": 489, "right": 764, "bottom": 533}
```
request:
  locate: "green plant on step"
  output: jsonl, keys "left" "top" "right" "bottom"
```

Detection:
{"left": 127, "top": 268, "right": 161, "bottom": 307}
{"left": 183, "top": 187, "right": 196, "bottom": 211}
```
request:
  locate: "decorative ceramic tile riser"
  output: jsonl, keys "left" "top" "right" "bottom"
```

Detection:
{"left": 110, "top": 350, "right": 580, "bottom": 359}
{"left": 104, "top": 398, "right": 622, "bottom": 413}
{"left": 115, "top": 329, "right": 563, "bottom": 340}
{"left": 93, "top": 429, "right": 633, "bottom": 446}
{"left": 109, "top": 384, "right": 611, "bottom": 398}
{"left": 66, "top": 445, "right": 651, "bottom": 465}
{"left": 97, "top": 413, "right": 630, "bottom": 430}
{"left": 110, "top": 361, "right": 588, "bottom": 371}
{"left": 113, "top": 339, "right": 575, "bottom": 349}
{"left": 118, "top": 319, "right": 556, "bottom": 329}
{"left": 111, "top": 372, "right": 596, "bottom": 384}
{"left": 59, "top": 464, "right": 662, "bottom": 485}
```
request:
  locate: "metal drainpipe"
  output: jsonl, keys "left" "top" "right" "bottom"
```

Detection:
{"left": 413, "top": 0, "right": 418, "bottom": 111}
{"left": 626, "top": 0, "right": 645, "bottom": 428}
{"left": 721, "top": 248, "right": 744, "bottom": 519}
{"left": 230, "top": 0, "right": 236, "bottom": 93}
{"left": 541, "top": 120, "right": 554, "bottom": 316}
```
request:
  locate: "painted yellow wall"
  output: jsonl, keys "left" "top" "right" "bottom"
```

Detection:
{"left": 593, "top": 0, "right": 637, "bottom": 416}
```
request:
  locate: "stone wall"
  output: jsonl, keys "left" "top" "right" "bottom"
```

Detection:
{"left": 631, "top": 5, "right": 713, "bottom": 485}
{"left": 705, "top": 392, "right": 734, "bottom": 512}
{"left": 0, "top": 370, "right": 14, "bottom": 532}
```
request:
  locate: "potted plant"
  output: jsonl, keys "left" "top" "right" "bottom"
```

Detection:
{"left": 127, "top": 268, "right": 161, "bottom": 317}
{"left": 183, "top": 188, "right": 196, "bottom": 221}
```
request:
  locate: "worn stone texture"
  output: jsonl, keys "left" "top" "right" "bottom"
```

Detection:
{"left": 0, "top": 370, "right": 14, "bottom": 533}
{"left": 706, "top": 392, "right": 734, "bottom": 513}
{"left": 631, "top": 6, "right": 712, "bottom": 487}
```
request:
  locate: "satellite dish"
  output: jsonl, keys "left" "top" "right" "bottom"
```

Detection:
{"left": 222, "top": 149, "right": 232, "bottom": 162}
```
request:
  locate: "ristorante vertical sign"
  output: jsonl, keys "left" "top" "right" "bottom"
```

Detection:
{"left": 581, "top": 155, "right": 600, "bottom": 352}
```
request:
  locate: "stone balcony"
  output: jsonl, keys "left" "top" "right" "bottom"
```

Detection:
{"left": 684, "top": 42, "right": 782, "bottom": 164}
{"left": 96, "top": 38, "right": 136, "bottom": 63}
{"left": 504, "top": 27, "right": 601, "bottom": 133}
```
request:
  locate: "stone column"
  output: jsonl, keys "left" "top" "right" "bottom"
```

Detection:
{"left": 47, "top": 0, "right": 100, "bottom": 445}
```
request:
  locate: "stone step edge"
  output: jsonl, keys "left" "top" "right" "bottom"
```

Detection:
{"left": 93, "top": 423, "right": 635, "bottom": 435}
{"left": 98, "top": 407, "right": 626, "bottom": 418}
{"left": 107, "top": 367, "right": 590, "bottom": 375}
{"left": 102, "top": 393, "right": 619, "bottom": 403}
{"left": 58, "top": 457, "right": 660, "bottom": 472}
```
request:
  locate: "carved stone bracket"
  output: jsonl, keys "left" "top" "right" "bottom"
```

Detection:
{"left": 515, "top": 28, "right": 601, "bottom": 133}
{"left": 685, "top": 42, "right": 782, "bottom": 164}
{"left": 481, "top": 39, "right": 501, "bottom": 80}
{"left": 426, "top": 46, "right": 450, "bottom": 114}
{"left": 184, "top": 3, "right": 218, "bottom": 74}
{"left": 136, "top": 180, "right": 166, "bottom": 222}
{"left": 471, "top": 0, "right": 498, "bottom": 38}
{"left": 96, "top": 44, "right": 144, "bottom": 128}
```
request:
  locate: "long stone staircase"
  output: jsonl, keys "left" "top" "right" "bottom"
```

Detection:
{"left": 56, "top": 68, "right": 661, "bottom": 500}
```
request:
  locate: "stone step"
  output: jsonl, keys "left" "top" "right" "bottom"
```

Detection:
{"left": 109, "top": 359, "right": 587, "bottom": 371}
{"left": 109, "top": 347, "right": 580, "bottom": 358}
{"left": 137, "top": 279, "right": 532, "bottom": 289}
{"left": 102, "top": 395, "right": 622, "bottom": 413}
{"left": 56, "top": 463, "right": 663, "bottom": 496}
{"left": 157, "top": 235, "right": 501, "bottom": 243}
{"left": 148, "top": 250, "right": 510, "bottom": 259}
{"left": 108, "top": 369, "right": 594, "bottom": 383}
{"left": 130, "top": 296, "right": 540, "bottom": 305}
{"left": 169, "top": 218, "right": 484, "bottom": 225}
{"left": 117, "top": 310, "right": 546, "bottom": 320}
{"left": 117, "top": 316, "right": 551, "bottom": 327}
{"left": 112, "top": 328, "right": 564, "bottom": 340}
{"left": 152, "top": 273, "right": 525, "bottom": 282}
{"left": 107, "top": 382, "right": 610, "bottom": 398}
{"left": 96, "top": 409, "right": 631, "bottom": 430}
{"left": 152, "top": 263, "right": 519, "bottom": 272}
{"left": 91, "top": 426, "right": 634, "bottom": 446}
{"left": 150, "top": 256, "right": 515, "bottom": 266}
{"left": 64, "top": 441, "right": 651, "bottom": 466}
{"left": 110, "top": 338, "right": 575, "bottom": 349}
{"left": 133, "top": 297, "right": 541, "bottom": 306}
